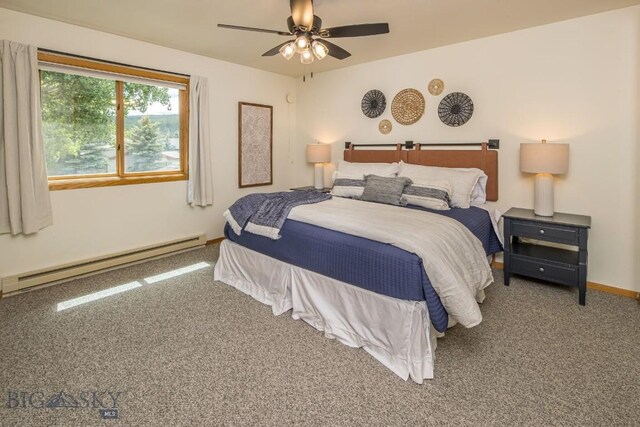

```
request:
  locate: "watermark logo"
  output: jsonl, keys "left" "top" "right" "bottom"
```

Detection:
{"left": 7, "top": 390, "right": 123, "bottom": 420}
{"left": 46, "top": 391, "right": 79, "bottom": 408}
{"left": 99, "top": 409, "right": 119, "bottom": 420}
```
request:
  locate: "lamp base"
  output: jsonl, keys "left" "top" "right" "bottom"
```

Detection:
{"left": 534, "top": 173, "right": 554, "bottom": 216}
{"left": 313, "top": 163, "right": 324, "bottom": 190}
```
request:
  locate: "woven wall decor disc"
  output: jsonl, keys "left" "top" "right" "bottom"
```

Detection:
{"left": 378, "top": 119, "right": 392, "bottom": 134}
{"left": 361, "top": 89, "right": 386, "bottom": 118}
{"left": 428, "top": 78, "right": 444, "bottom": 96}
{"left": 391, "top": 89, "right": 425, "bottom": 125}
{"left": 438, "top": 92, "right": 474, "bottom": 127}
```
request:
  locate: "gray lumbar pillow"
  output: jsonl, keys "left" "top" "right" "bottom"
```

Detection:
{"left": 361, "top": 175, "right": 413, "bottom": 206}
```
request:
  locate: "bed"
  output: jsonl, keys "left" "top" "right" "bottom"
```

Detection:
{"left": 214, "top": 141, "right": 502, "bottom": 383}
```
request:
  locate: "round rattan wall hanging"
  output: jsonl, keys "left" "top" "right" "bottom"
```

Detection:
{"left": 391, "top": 89, "right": 425, "bottom": 125}
{"left": 428, "top": 78, "right": 444, "bottom": 96}
{"left": 438, "top": 92, "right": 474, "bottom": 127}
{"left": 361, "top": 89, "right": 386, "bottom": 118}
{"left": 378, "top": 119, "right": 392, "bottom": 134}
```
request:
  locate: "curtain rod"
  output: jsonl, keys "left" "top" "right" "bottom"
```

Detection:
{"left": 345, "top": 140, "right": 500, "bottom": 150}
{"left": 37, "top": 48, "right": 190, "bottom": 78}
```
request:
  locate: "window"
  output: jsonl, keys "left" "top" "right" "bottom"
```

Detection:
{"left": 38, "top": 52, "right": 189, "bottom": 190}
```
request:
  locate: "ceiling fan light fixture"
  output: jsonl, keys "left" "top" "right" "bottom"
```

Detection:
{"left": 300, "top": 48, "right": 314, "bottom": 64}
{"left": 280, "top": 42, "right": 296, "bottom": 60}
{"left": 219, "top": 2, "right": 390, "bottom": 64}
{"left": 295, "top": 35, "right": 309, "bottom": 52}
{"left": 311, "top": 40, "right": 328, "bottom": 60}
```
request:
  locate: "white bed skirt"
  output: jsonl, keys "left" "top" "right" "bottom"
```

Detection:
{"left": 213, "top": 240, "right": 437, "bottom": 383}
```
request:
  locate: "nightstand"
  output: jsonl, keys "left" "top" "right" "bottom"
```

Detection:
{"left": 290, "top": 186, "right": 331, "bottom": 193}
{"left": 503, "top": 208, "right": 591, "bottom": 305}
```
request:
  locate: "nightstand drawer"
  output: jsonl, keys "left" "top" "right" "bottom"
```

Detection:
{"left": 511, "top": 255, "right": 578, "bottom": 286}
{"left": 511, "top": 220, "right": 578, "bottom": 244}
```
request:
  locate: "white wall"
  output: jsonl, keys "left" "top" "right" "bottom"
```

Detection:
{"left": 0, "top": 8, "right": 296, "bottom": 282}
{"left": 294, "top": 7, "right": 640, "bottom": 292}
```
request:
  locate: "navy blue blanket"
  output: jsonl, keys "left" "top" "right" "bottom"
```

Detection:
{"left": 225, "top": 205, "right": 502, "bottom": 332}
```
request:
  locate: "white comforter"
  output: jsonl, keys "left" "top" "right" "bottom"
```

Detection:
{"left": 288, "top": 197, "right": 493, "bottom": 328}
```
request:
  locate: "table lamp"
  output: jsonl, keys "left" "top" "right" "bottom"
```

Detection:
{"left": 306, "top": 143, "right": 331, "bottom": 190}
{"left": 520, "top": 140, "right": 569, "bottom": 216}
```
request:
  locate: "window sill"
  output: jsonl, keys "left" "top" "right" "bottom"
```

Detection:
{"left": 48, "top": 173, "right": 188, "bottom": 191}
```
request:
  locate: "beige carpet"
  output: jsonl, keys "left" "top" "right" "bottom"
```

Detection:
{"left": 0, "top": 244, "right": 638, "bottom": 426}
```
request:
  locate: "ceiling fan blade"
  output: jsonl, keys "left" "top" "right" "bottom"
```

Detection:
{"left": 321, "top": 40, "right": 351, "bottom": 60}
{"left": 262, "top": 41, "right": 292, "bottom": 57}
{"left": 218, "top": 24, "right": 291, "bottom": 36}
{"left": 321, "top": 23, "right": 390, "bottom": 38}
{"left": 290, "top": 0, "right": 314, "bottom": 29}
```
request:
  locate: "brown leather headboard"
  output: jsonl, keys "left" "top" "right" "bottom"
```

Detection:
{"left": 343, "top": 141, "right": 499, "bottom": 201}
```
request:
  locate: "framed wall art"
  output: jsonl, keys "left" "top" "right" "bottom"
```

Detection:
{"left": 238, "top": 102, "right": 273, "bottom": 188}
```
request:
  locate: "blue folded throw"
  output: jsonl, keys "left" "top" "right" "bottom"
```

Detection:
{"left": 224, "top": 191, "right": 331, "bottom": 240}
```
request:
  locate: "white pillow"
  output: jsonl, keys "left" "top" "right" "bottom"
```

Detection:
{"left": 398, "top": 162, "right": 485, "bottom": 208}
{"left": 470, "top": 174, "right": 488, "bottom": 205}
{"left": 330, "top": 172, "right": 366, "bottom": 198}
{"left": 337, "top": 161, "right": 398, "bottom": 178}
{"left": 402, "top": 179, "right": 452, "bottom": 210}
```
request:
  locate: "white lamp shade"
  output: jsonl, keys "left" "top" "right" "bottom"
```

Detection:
{"left": 306, "top": 143, "right": 331, "bottom": 163}
{"left": 520, "top": 142, "right": 569, "bottom": 174}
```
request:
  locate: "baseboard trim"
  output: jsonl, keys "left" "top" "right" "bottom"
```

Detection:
{"left": 491, "top": 261, "right": 640, "bottom": 300}
{"left": 0, "top": 238, "right": 224, "bottom": 300}
{"left": 207, "top": 237, "right": 225, "bottom": 245}
{"left": 586, "top": 282, "right": 639, "bottom": 300}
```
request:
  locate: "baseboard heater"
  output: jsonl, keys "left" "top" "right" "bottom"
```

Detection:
{"left": 1, "top": 234, "right": 207, "bottom": 296}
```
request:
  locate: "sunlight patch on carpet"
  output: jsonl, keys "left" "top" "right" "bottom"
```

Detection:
{"left": 57, "top": 281, "right": 143, "bottom": 311}
{"left": 144, "top": 262, "right": 210, "bottom": 284}
{"left": 56, "top": 262, "right": 210, "bottom": 311}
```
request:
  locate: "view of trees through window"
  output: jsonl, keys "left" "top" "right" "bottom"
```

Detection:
{"left": 41, "top": 70, "right": 181, "bottom": 176}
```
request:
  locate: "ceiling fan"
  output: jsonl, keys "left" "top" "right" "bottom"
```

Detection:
{"left": 218, "top": 0, "right": 390, "bottom": 64}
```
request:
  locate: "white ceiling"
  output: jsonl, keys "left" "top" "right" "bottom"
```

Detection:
{"left": 1, "top": 0, "right": 638, "bottom": 77}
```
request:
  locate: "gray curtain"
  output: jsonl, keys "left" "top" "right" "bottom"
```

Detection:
{"left": 0, "top": 40, "right": 52, "bottom": 235}
{"left": 187, "top": 75, "right": 213, "bottom": 207}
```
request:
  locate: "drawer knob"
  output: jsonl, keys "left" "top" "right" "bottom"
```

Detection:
{"left": 539, "top": 267, "right": 545, "bottom": 272}
{"left": 539, "top": 229, "right": 545, "bottom": 234}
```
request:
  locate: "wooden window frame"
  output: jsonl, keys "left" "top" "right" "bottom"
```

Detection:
{"left": 38, "top": 52, "right": 190, "bottom": 191}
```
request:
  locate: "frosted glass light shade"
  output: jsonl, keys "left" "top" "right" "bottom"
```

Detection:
{"left": 300, "top": 48, "right": 314, "bottom": 64}
{"left": 279, "top": 42, "right": 296, "bottom": 60}
{"left": 306, "top": 143, "right": 331, "bottom": 163}
{"left": 295, "top": 35, "right": 309, "bottom": 52}
{"left": 311, "top": 40, "right": 328, "bottom": 60}
{"left": 520, "top": 141, "right": 569, "bottom": 174}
